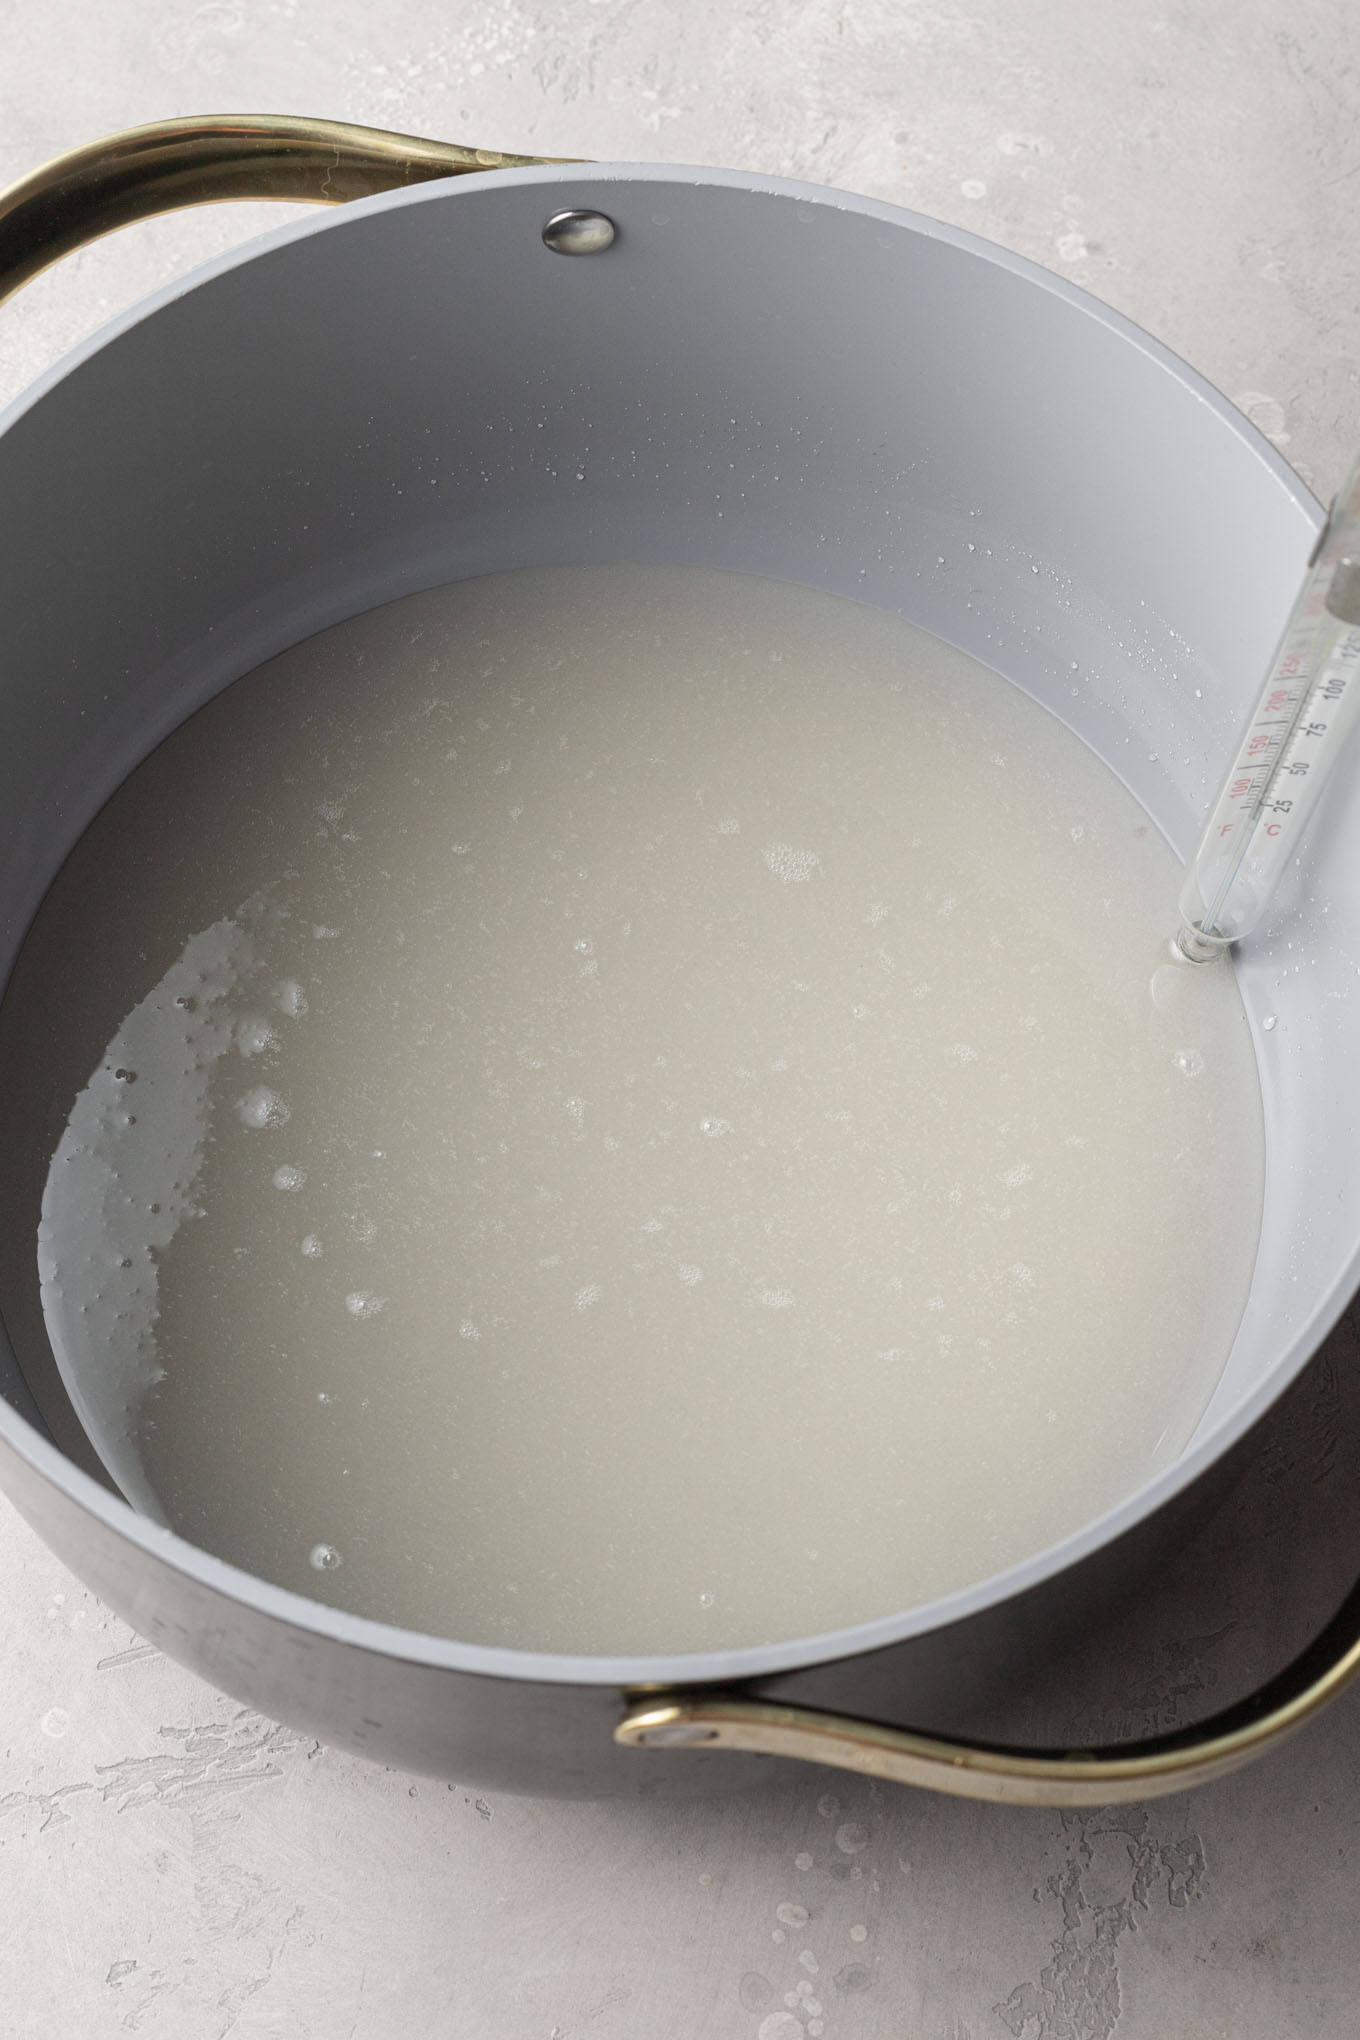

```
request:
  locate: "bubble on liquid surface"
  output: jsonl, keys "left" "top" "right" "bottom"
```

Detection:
{"left": 1262, "top": 1014, "right": 1277, "bottom": 1032}
{"left": 235, "top": 1015, "right": 275, "bottom": 1057}
{"left": 272, "top": 1165, "right": 305, "bottom": 1191}
{"left": 699, "top": 1116, "right": 731, "bottom": 1138}
{"left": 309, "top": 1543, "right": 342, "bottom": 1571}
{"left": 301, "top": 1235, "right": 322, "bottom": 1257}
{"left": 276, "top": 980, "right": 307, "bottom": 1017}
{"left": 237, "top": 1086, "right": 288, "bottom": 1129}
{"left": 344, "top": 1290, "right": 385, "bottom": 1319}
{"left": 763, "top": 843, "right": 821, "bottom": 884}
{"left": 1173, "top": 1048, "right": 1206, "bottom": 1079}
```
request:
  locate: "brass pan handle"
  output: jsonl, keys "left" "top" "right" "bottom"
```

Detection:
{"left": 0, "top": 113, "right": 573, "bottom": 307}
{"left": 8, "top": 117, "right": 1359, "bottom": 1806}
{"left": 618, "top": 1567, "right": 1360, "bottom": 1802}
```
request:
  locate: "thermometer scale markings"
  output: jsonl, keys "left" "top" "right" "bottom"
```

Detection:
{"left": 1178, "top": 446, "right": 1360, "bottom": 959}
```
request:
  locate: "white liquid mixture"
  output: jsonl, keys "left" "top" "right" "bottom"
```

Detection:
{"left": 17, "top": 565, "right": 1263, "bottom": 1654}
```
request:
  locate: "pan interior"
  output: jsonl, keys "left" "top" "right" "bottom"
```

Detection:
{"left": 0, "top": 168, "right": 1339, "bottom": 1665}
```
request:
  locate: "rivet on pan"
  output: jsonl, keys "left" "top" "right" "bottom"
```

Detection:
{"left": 542, "top": 209, "right": 617, "bottom": 256}
{"left": 637, "top": 1721, "right": 720, "bottom": 1747}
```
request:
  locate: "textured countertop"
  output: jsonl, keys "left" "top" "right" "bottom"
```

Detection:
{"left": 4, "top": 5, "right": 1360, "bottom": 2035}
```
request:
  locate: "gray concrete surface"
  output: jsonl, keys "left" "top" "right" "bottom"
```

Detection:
{"left": 3, "top": 4, "right": 1360, "bottom": 2035}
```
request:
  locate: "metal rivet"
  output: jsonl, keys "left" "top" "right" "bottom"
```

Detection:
{"left": 542, "top": 209, "right": 617, "bottom": 257}
{"left": 639, "top": 1721, "right": 720, "bottom": 1747}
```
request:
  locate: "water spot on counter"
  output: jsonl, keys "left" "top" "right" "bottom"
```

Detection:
{"left": 757, "top": 2015, "right": 804, "bottom": 2040}
{"left": 776, "top": 1902, "right": 810, "bottom": 1929}
{"left": 836, "top": 1822, "right": 870, "bottom": 1854}
{"left": 994, "top": 1810, "right": 1206, "bottom": 2040}
{"left": 40, "top": 1708, "right": 71, "bottom": 1739}
{"left": 849, "top": 1923, "right": 868, "bottom": 1942}
{"left": 835, "top": 1963, "right": 873, "bottom": 1993}
{"left": 795, "top": 1851, "right": 814, "bottom": 1871}
{"left": 739, "top": 1974, "right": 774, "bottom": 2012}
{"left": 996, "top": 131, "right": 1054, "bottom": 156}
{"left": 1233, "top": 391, "right": 1290, "bottom": 446}
{"left": 763, "top": 843, "right": 821, "bottom": 884}
{"left": 817, "top": 1793, "right": 840, "bottom": 1818}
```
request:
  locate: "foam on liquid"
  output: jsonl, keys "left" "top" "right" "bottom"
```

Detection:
{"left": 13, "top": 566, "right": 1263, "bottom": 1654}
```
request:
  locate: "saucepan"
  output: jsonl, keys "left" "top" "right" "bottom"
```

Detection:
{"left": 1, "top": 116, "right": 1358, "bottom": 1803}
